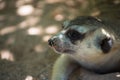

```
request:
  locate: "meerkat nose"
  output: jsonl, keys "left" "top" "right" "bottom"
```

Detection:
{"left": 48, "top": 37, "right": 58, "bottom": 47}
{"left": 48, "top": 39, "right": 54, "bottom": 47}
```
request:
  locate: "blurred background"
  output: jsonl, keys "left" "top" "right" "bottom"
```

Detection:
{"left": 0, "top": 0, "right": 120, "bottom": 80}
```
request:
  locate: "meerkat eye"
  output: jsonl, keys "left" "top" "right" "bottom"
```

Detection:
{"left": 66, "top": 29, "right": 85, "bottom": 42}
{"left": 100, "top": 38, "right": 113, "bottom": 53}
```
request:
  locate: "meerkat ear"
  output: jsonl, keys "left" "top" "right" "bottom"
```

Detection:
{"left": 100, "top": 37, "right": 113, "bottom": 53}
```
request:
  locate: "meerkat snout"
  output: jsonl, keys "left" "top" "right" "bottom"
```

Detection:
{"left": 48, "top": 37, "right": 58, "bottom": 47}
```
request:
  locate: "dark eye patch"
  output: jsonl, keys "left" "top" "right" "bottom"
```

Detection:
{"left": 65, "top": 29, "right": 85, "bottom": 43}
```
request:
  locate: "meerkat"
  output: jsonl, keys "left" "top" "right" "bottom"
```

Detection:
{"left": 48, "top": 16, "right": 120, "bottom": 80}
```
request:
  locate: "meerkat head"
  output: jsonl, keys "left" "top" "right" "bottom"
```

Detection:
{"left": 48, "top": 16, "right": 115, "bottom": 56}
{"left": 48, "top": 16, "right": 120, "bottom": 74}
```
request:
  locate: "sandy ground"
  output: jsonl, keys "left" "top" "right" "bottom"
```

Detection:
{"left": 0, "top": 0, "right": 120, "bottom": 80}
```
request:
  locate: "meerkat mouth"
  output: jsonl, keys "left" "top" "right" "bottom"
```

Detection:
{"left": 52, "top": 45, "right": 75, "bottom": 54}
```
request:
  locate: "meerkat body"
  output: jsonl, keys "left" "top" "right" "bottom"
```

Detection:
{"left": 48, "top": 16, "right": 120, "bottom": 80}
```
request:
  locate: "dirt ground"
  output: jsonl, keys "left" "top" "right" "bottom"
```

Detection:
{"left": 0, "top": 0, "right": 120, "bottom": 80}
